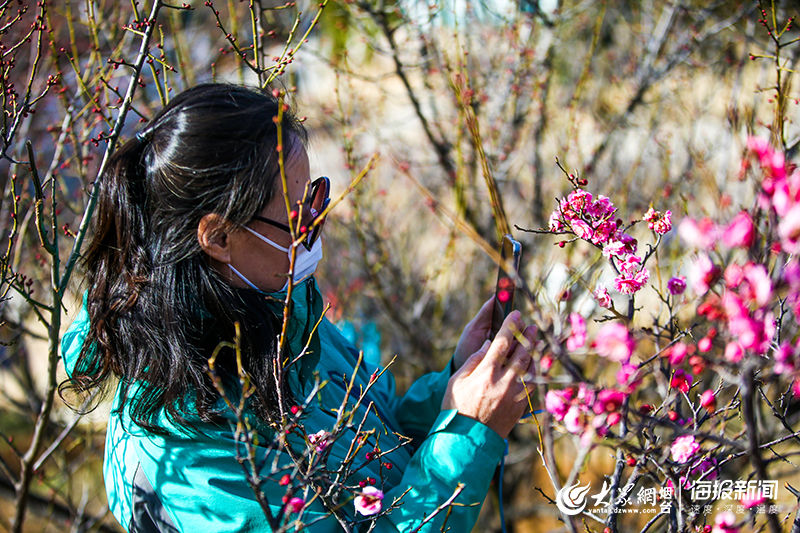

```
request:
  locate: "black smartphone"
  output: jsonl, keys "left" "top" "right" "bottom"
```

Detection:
{"left": 490, "top": 234, "right": 522, "bottom": 339}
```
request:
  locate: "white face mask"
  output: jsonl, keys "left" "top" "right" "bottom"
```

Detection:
{"left": 229, "top": 226, "right": 323, "bottom": 293}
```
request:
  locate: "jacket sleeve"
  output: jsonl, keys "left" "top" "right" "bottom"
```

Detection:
{"left": 371, "top": 409, "right": 505, "bottom": 532}
{"left": 323, "top": 317, "right": 455, "bottom": 444}
{"left": 360, "top": 353, "right": 505, "bottom": 530}
{"left": 324, "top": 323, "right": 505, "bottom": 530}
{"left": 133, "top": 412, "right": 504, "bottom": 533}
{"left": 131, "top": 430, "right": 345, "bottom": 533}
{"left": 384, "top": 362, "right": 454, "bottom": 444}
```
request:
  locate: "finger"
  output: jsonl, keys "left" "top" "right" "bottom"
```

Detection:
{"left": 504, "top": 326, "right": 538, "bottom": 380}
{"left": 510, "top": 324, "right": 537, "bottom": 355}
{"left": 524, "top": 346, "right": 537, "bottom": 378}
{"left": 504, "top": 333, "right": 534, "bottom": 377}
{"left": 474, "top": 297, "right": 494, "bottom": 324}
{"left": 457, "top": 339, "right": 490, "bottom": 377}
{"left": 465, "top": 297, "right": 494, "bottom": 339}
{"left": 483, "top": 311, "right": 524, "bottom": 365}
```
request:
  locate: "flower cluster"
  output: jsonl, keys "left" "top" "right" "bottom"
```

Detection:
{"left": 545, "top": 383, "right": 628, "bottom": 441}
{"left": 750, "top": 136, "right": 800, "bottom": 253}
{"left": 643, "top": 207, "right": 672, "bottom": 235}
{"left": 548, "top": 188, "right": 667, "bottom": 297}
{"left": 539, "top": 137, "right": 800, "bottom": 529}
{"left": 566, "top": 313, "right": 587, "bottom": 351}
{"left": 674, "top": 139, "right": 800, "bottom": 395}
{"left": 308, "top": 430, "right": 331, "bottom": 453}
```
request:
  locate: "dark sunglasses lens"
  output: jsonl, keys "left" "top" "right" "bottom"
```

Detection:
{"left": 301, "top": 178, "right": 329, "bottom": 250}
{"left": 311, "top": 178, "right": 329, "bottom": 214}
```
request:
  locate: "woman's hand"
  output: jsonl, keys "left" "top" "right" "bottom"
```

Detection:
{"left": 442, "top": 311, "right": 537, "bottom": 439}
{"left": 452, "top": 297, "right": 494, "bottom": 371}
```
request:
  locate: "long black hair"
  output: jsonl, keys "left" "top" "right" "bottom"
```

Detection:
{"left": 66, "top": 83, "right": 308, "bottom": 434}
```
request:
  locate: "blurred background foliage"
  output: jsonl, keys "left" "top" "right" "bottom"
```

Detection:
{"left": 0, "top": 0, "right": 797, "bottom": 531}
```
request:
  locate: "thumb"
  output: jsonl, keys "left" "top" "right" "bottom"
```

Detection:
{"left": 457, "top": 339, "right": 490, "bottom": 376}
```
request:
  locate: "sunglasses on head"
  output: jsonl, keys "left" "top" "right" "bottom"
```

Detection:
{"left": 252, "top": 176, "right": 330, "bottom": 251}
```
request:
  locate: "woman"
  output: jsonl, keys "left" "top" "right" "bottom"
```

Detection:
{"left": 61, "top": 83, "right": 537, "bottom": 532}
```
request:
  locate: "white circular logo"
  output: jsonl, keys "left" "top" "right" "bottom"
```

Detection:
{"left": 556, "top": 481, "right": 592, "bottom": 516}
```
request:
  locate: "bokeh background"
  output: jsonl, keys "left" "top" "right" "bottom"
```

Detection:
{"left": 0, "top": 0, "right": 798, "bottom": 531}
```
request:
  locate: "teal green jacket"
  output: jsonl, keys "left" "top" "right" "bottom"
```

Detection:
{"left": 61, "top": 279, "right": 505, "bottom": 532}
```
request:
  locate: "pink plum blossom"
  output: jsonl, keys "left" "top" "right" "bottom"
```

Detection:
{"left": 616, "top": 363, "right": 641, "bottom": 392}
{"left": 670, "top": 434, "right": 700, "bottom": 463}
{"left": 724, "top": 263, "right": 744, "bottom": 288}
{"left": 593, "top": 389, "right": 626, "bottom": 414}
{"left": 576, "top": 383, "right": 596, "bottom": 405}
{"left": 545, "top": 389, "right": 573, "bottom": 420}
{"left": 308, "top": 430, "right": 331, "bottom": 453}
{"left": 747, "top": 136, "right": 771, "bottom": 162}
{"left": 778, "top": 204, "right": 800, "bottom": 253}
{"left": 613, "top": 255, "right": 649, "bottom": 294}
{"left": 723, "top": 211, "right": 755, "bottom": 248}
{"left": 613, "top": 270, "right": 649, "bottom": 294}
{"left": 549, "top": 190, "right": 623, "bottom": 246}
{"left": 697, "top": 336, "right": 713, "bottom": 352}
{"left": 593, "top": 322, "right": 635, "bottom": 363}
{"left": 558, "top": 198, "right": 573, "bottom": 219}
{"left": 566, "top": 313, "right": 587, "bottom": 351}
{"left": 548, "top": 211, "right": 564, "bottom": 232}
{"left": 783, "top": 260, "right": 800, "bottom": 287}
{"left": 617, "top": 254, "right": 641, "bottom": 273}
{"left": 667, "top": 342, "right": 688, "bottom": 365}
{"left": 354, "top": 486, "right": 384, "bottom": 516}
{"left": 688, "top": 254, "right": 720, "bottom": 295}
{"left": 616, "top": 233, "right": 638, "bottom": 254}
{"left": 563, "top": 405, "right": 583, "bottom": 434}
{"left": 587, "top": 195, "right": 616, "bottom": 218}
{"left": 547, "top": 384, "right": 629, "bottom": 438}
{"left": 602, "top": 234, "right": 638, "bottom": 259}
{"left": 741, "top": 492, "right": 766, "bottom": 509}
{"left": 570, "top": 219, "right": 594, "bottom": 240}
{"left": 770, "top": 176, "right": 794, "bottom": 216}
{"left": 774, "top": 342, "right": 796, "bottom": 375}
{"left": 667, "top": 276, "right": 686, "bottom": 295}
{"left": 566, "top": 189, "right": 593, "bottom": 213}
{"left": 726, "top": 309, "right": 772, "bottom": 355}
{"left": 643, "top": 207, "right": 672, "bottom": 234}
{"left": 748, "top": 136, "right": 786, "bottom": 181}
{"left": 712, "top": 510, "right": 739, "bottom": 533}
{"left": 594, "top": 286, "right": 612, "bottom": 308}
{"left": 721, "top": 291, "right": 747, "bottom": 320}
{"left": 678, "top": 217, "right": 719, "bottom": 250}
{"left": 724, "top": 342, "right": 744, "bottom": 363}
{"left": 591, "top": 219, "right": 618, "bottom": 245}
{"left": 602, "top": 240, "right": 629, "bottom": 259}
{"left": 743, "top": 263, "right": 773, "bottom": 307}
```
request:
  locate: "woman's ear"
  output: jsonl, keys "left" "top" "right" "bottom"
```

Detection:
{"left": 197, "top": 213, "right": 232, "bottom": 264}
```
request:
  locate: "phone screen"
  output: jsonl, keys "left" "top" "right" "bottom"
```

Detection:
{"left": 490, "top": 234, "right": 522, "bottom": 339}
